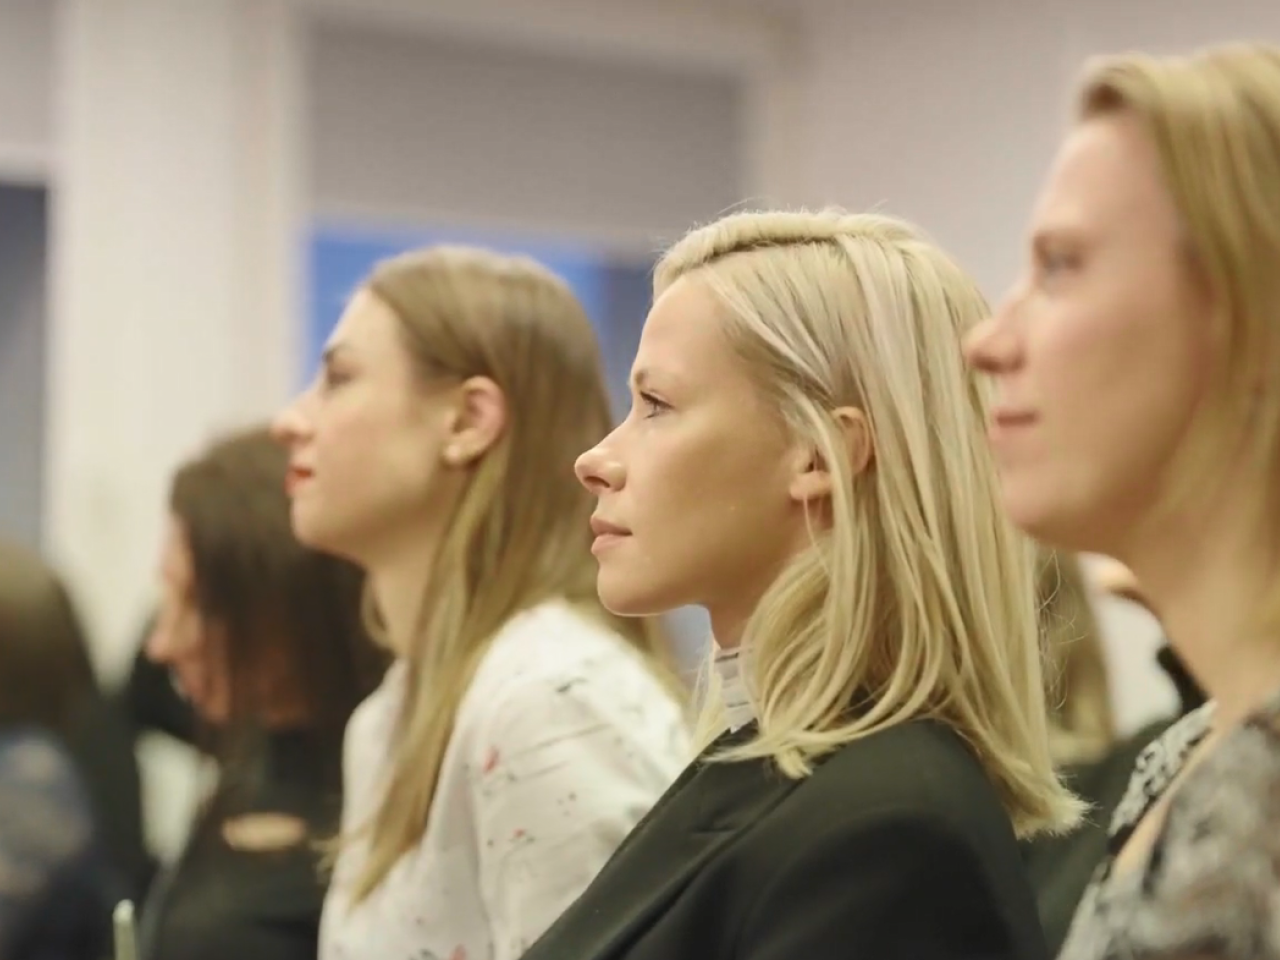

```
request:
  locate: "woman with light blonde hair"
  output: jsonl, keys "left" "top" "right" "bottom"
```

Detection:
{"left": 966, "top": 41, "right": 1280, "bottom": 960}
{"left": 511, "top": 208, "right": 1078, "bottom": 960}
{"left": 272, "top": 246, "right": 690, "bottom": 960}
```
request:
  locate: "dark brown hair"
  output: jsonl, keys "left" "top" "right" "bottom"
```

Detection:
{"left": 0, "top": 540, "right": 98, "bottom": 740}
{"left": 169, "top": 426, "right": 386, "bottom": 755}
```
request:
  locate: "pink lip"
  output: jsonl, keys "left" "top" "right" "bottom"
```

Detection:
{"left": 284, "top": 466, "right": 313, "bottom": 496}
{"left": 589, "top": 516, "right": 631, "bottom": 537}
{"left": 988, "top": 408, "right": 1037, "bottom": 441}
{"left": 591, "top": 533, "right": 628, "bottom": 555}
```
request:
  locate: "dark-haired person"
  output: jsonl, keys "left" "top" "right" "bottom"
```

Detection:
{"left": 136, "top": 426, "right": 387, "bottom": 960}
{"left": 0, "top": 538, "right": 124, "bottom": 959}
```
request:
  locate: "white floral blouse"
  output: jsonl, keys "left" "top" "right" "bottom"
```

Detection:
{"left": 319, "top": 600, "right": 691, "bottom": 960}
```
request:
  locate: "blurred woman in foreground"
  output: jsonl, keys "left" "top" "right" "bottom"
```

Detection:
{"left": 968, "top": 41, "right": 1280, "bottom": 960}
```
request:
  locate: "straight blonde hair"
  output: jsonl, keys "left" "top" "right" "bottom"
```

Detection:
{"left": 345, "top": 246, "right": 683, "bottom": 903}
{"left": 660, "top": 210, "right": 1080, "bottom": 837}
{"left": 1076, "top": 44, "right": 1280, "bottom": 628}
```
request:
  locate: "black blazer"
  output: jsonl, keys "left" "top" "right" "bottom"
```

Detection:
{"left": 521, "top": 719, "right": 1048, "bottom": 960}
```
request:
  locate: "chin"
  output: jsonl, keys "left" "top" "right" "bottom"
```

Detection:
{"left": 289, "top": 504, "right": 348, "bottom": 556}
{"left": 1003, "top": 494, "right": 1100, "bottom": 554}
{"left": 596, "top": 570, "right": 681, "bottom": 619}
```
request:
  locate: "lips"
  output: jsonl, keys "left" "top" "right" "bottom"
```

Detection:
{"left": 284, "top": 465, "right": 313, "bottom": 496}
{"left": 988, "top": 407, "right": 1038, "bottom": 445}
{"left": 589, "top": 516, "right": 630, "bottom": 538}
{"left": 992, "top": 409, "right": 1038, "bottom": 428}
{"left": 589, "top": 516, "right": 631, "bottom": 556}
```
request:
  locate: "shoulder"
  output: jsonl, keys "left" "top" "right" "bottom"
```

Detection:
{"left": 766, "top": 720, "right": 1019, "bottom": 863}
{"left": 0, "top": 727, "right": 85, "bottom": 801}
{"left": 1169, "top": 700, "right": 1280, "bottom": 836}
{"left": 806, "top": 720, "right": 999, "bottom": 812}
{"left": 342, "top": 660, "right": 405, "bottom": 749}
{"left": 454, "top": 602, "right": 688, "bottom": 770}
{"left": 461, "top": 601, "right": 683, "bottom": 732}
{"left": 0, "top": 728, "right": 95, "bottom": 871}
{"left": 1108, "top": 702, "right": 1214, "bottom": 838}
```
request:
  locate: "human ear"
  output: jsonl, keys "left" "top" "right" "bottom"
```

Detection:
{"left": 442, "top": 376, "right": 507, "bottom": 466}
{"left": 787, "top": 406, "right": 873, "bottom": 503}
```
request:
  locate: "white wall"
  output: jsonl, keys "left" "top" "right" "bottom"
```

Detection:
{"left": 308, "top": 21, "right": 745, "bottom": 250}
{"left": 0, "top": 0, "right": 54, "bottom": 182}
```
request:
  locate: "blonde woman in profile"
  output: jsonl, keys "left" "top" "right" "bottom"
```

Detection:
{"left": 512, "top": 209, "right": 1079, "bottom": 960}
{"left": 271, "top": 247, "right": 690, "bottom": 960}
{"left": 966, "top": 42, "right": 1280, "bottom": 960}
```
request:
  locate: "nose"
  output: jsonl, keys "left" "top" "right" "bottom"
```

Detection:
{"left": 964, "top": 298, "right": 1023, "bottom": 375}
{"left": 145, "top": 614, "right": 178, "bottom": 665}
{"left": 575, "top": 440, "right": 624, "bottom": 495}
{"left": 270, "top": 391, "right": 312, "bottom": 447}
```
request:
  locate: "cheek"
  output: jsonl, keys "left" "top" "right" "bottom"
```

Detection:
{"left": 1008, "top": 290, "right": 1203, "bottom": 545}
{"left": 602, "top": 420, "right": 795, "bottom": 607}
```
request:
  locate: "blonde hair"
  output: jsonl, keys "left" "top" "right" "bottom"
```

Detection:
{"left": 1037, "top": 550, "right": 1116, "bottom": 767}
{"left": 347, "top": 246, "right": 683, "bottom": 902}
{"left": 1076, "top": 44, "right": 1280, "bottom": 622}
{"left": 660, "top": 210, "right": 1079, "bottom": 837}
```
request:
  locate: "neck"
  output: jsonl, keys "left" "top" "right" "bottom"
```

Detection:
{"left": 366, "top": 539, "right": 438, "bottom": 659}
{"left": 1122, "top": 494, "right": 1279, "bottom": 731}
{"left": 709, "top": 603, "right": 753, "bottom": 651}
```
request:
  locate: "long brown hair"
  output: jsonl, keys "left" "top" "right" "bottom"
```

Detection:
{"left": 348, "top": 246, "right": 682, "bottom": 902}
{"left": 169, "top": 426, "right": 386, "bottom": 763}
{"left": 0, "top": 540, "right": 98, "bottom": 742}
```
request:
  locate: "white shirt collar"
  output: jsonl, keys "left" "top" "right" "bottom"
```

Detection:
{"left": 713, "top": 645, "right": 756, "bottom": 732}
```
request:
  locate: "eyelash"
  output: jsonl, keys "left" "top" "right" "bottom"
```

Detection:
{"left": 1038, "top": 251, "right": 1077, "bottom": 276}
{"left": 321, "top": 367, "right": 350, "bottom": 390}
{"left": 639, "top": 391, "right": 669, "bottom": 419}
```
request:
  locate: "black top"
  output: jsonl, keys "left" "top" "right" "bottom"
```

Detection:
{"left": 139, "top": 730, "right": 341, "bottom": 960}
{"left": 63, "top": 691, "right": 152, "bottom": 901}
{"left": 520, "top": 719, "right": 1048, "bottom": 960}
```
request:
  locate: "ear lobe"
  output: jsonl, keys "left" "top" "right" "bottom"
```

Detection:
{"left": 443, "top": 376, "right": 507, "bottom": 466}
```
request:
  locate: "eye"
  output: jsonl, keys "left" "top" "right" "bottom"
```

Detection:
{"left": 321, "top": 365, "right": 351, "bottom": 391}
{"left": 1037, "top": 248, "right": 1080, "bottom": 280}
{"left": 639, "top": 391, "right": 670, "bottom": 419}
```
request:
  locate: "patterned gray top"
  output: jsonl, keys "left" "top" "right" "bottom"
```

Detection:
{"left": 1059, "top": 697, "right": 1280, "bottom": 959}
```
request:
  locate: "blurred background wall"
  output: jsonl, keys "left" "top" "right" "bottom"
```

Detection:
{"left": 0, "top": 0, "right": 1276, "bottom": 856}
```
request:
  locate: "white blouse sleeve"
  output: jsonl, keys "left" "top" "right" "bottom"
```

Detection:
{"left": 468, "top": 672, "right": 685, "bottom": 960}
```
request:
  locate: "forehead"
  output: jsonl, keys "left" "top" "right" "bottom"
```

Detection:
{"left": 160, "top": 516, "right": 193, "bottom": 582}
{"left": 327, "top": 288, "right": 402, "bottom": 357}
{"left": 1032, "top": 114, "right": 1181, "bottom": 241}
{"left": 636, "top": 275, "right": 736, "bottom": 381}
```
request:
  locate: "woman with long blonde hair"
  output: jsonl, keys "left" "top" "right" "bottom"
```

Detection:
{"left": 513, "top": 208, "right": 1077, "bottom": 960}
{"left": 967, "top": 42, "right": 1280, "bottom": 960}
{"left": 272, "top": 247, "right": 690, "bottom": 960}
